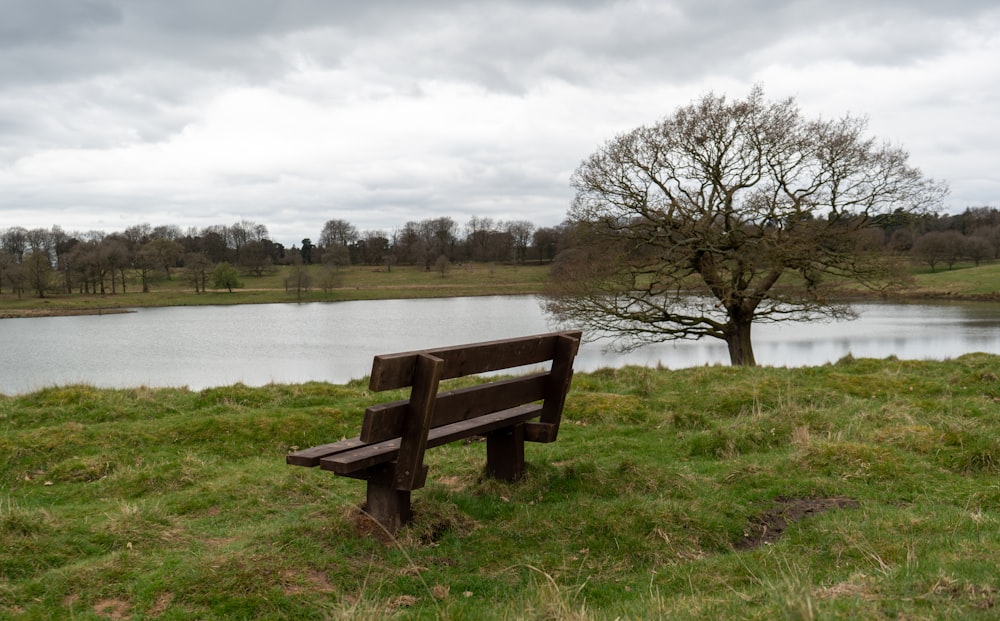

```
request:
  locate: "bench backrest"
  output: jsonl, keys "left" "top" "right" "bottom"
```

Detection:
{"left": 360, "top": 330, "right": 581, "bottom": 445}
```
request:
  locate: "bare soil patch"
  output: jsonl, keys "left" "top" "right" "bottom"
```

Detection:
{"left": 736, "top": 496, "right": 860, "bottom": 550}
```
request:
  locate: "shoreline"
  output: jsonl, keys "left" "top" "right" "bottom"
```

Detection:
{"left": 0, "top": 307, "right": 133, "bottom": 319}
{"left": 2, "top": 289, "right": 999, "bottom": 320}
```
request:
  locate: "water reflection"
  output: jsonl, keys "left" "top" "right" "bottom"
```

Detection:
{"left": 0, "top": 296, "right": 998, "bottom": 394}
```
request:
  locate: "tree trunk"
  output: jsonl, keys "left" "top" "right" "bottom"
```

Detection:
{"left": 725, "top": 312, "right": 757, "bottom": 366}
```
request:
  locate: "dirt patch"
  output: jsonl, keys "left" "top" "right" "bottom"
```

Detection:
{"left": 93, "top": 598, "right": 131, "bottom": 620}
{"left": 281, "top": 570, "right": 335, "bottom": 595}
{"left": 736, "top": 496, "right": 860, "bottom": 550}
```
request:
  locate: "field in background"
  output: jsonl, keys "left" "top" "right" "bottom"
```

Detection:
{"left": 0, "top": 262, "right": 551, "bottom": 317}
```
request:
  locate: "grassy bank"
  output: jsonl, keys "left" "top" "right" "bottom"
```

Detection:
{"left": 3, "top": 356, "right": 1000, "bottom": 619}
{"left": 0, "top": 263, "right": 550, "bottom": 318}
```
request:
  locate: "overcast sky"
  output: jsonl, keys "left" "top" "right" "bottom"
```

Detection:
{"left": 1, "top": 0, "right": 997, "bottom": 248}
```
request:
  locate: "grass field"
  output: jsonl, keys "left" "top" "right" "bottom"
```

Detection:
{"left": 0, "top": 263, "right": 550, "bottom": 318}
{"left": 909, "top": 262, "right": 1000, "bottom": 298}
{"left": 3, "top": 355, "right": 1000, "bottom": 619}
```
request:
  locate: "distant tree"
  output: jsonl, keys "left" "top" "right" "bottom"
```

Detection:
{"left": 397, "top": 221, "right": 426, "bottom": 266}
{"left": 317, "top": 264, "right": 341, "bottom": 296}
{"left": 133, "top": 244, "right": 159, "bottom": 293}
{"left": 26, "top": 228, "right": 53, "bottom": 257}
{"left": 532, "top": 226, "right": 563, "bottom": 262}
{"left": 152, "top": 224, "right": 183, "bottom": 241}
{"left": 239, "top": 240, "right": 273, "bottom": 276}
{"left": 505, "top": 220, "right": 535, "bottom": 263}
{"left": 424, "top": 217, "right": 457, "bottom": 263}
{"left": 0, "top": 251, "right": 14, "bottom": 294}
{"left": 913, "top": 231, "right": 962, "bottom": 271}
{"left": 228, "top": 219, "right": 269, "bottom": 262}
{"left": 122, "top": 223, "right": 154, "bottom": 248}
{"left": 434, "top": 254, "right": 451, "bottom": 277}
{"left": 67, "top": 240, "right": 99, "bottom": 293}
{"left": 300, "top": 239, "right": 314, "bottom": 265}
{"left": 358, "top": 230, "right": 390, "bottom": 265}
{"left": 963, "top": 235, "right": 993, "bottom": 266}
{"left": 24, "top": 251, "right": 54, "bottom": 298}
{"left": 973, "top": 224, "right": 1000, "bottom": 260}
{"left": 4, "top": 262, "right": 27, "bottom": 298}
{"left": 285, "top": 260, "right": 313, "bottom": 300}
{"left": 319, "top": 219, "right": 358, "bottom": 266}
{"left": 212, "top": 262, "right": 242, "bottom": 292}
{"left": 1, "top": 227, "right": 29, "bottom": 262}
{"left": 53, "top": 232, "right": 79, "bottom": 293}
{"left": 143, "top": 238, "right": 184, "bottom": 279}
{"left": 546, "top": 87, "right": 946, "bottom": 366}
{"left": 322, "top": 244, "right": 351, "bottom": 270}
{"left": 184, "top": 253, "right": 213, "bottom": 293}
{"left": 200, "top": 229, "right": 229, "bottom": 263}
{"left": 466, "top": 216, "right": 495, "bottom": 262}
{"left": 320, "top": 219, "right": 358, "bottom": 249}
{"left": 100, "top": 237, "right": 131, "bottom": 294}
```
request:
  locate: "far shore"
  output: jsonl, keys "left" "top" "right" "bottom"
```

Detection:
{"left": 2, "top": 261, "right": 998, "bottom": 319}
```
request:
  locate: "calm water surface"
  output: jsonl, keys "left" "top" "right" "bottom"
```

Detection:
{"left": 1, "top": 295, "right": 998, "bottom": 395}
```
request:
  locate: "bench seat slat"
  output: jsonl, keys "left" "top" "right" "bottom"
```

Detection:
{"left": 320, "top": 403, "right": 544, "bottom": 474}
{"left": 285, "top": 437, "right": 369, "bottom": 467}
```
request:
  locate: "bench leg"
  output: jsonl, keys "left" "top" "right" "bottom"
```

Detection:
{"left": 486, "top": 423, "right": 525, "bottom": 482}
{"left": 364, "top": 467, "right": 411, "bottom": 534}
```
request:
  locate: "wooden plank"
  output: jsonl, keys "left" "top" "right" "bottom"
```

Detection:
{"left": 320, "top": 404, "right": 544, "bottom": 475}
{"left": 538, "top": 333, "right": 581, "bottom": 441}
{"left": 286, "top": 437, "right": 368, "bottom": 467}
{"left": 393, "top": 353, "right": 444, "bottom": 491}
{"left": 360, "top": 373, "right": 549, "bottom": 443}
{"left": 368, "top": 330, "right": 582, "bottom": 391}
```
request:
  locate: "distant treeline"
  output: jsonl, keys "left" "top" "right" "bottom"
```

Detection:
{"left": 0, "top": 216, "right": 570, "bottom": 298}
{"left": 1, "top": 207, "right": 998, "bottom": 298}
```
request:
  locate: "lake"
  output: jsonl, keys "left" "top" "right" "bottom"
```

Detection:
{"left": 1, "top": 295, "right": 999, "bottom": 395}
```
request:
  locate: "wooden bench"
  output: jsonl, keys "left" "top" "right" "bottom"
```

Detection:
{"left": 286, "top": 330, "right": 582, "bottom": 533}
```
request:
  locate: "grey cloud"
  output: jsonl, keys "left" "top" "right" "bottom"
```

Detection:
{"left": 0, "top": 0, "right": 995, "bottom": 242}
{"left": 0, "top": 0, "right": 122, "bottom": 47}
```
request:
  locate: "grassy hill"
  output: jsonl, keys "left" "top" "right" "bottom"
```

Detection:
{"left": 908, "top": 262, "right": 1000, "bottom": 299}
{"left": 3, "top": 355, "right": 1000, "bottom": 619}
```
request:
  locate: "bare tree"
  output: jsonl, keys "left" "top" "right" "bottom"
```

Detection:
{"left": 24, "top": 251, "right": 54, "bottom": 298}
{"left": 913, "top": 231, "right": 961, "bottom": 271}
{"left": 0, "top": 251, "right": 14, "bottom": 295}
{"left": 546, "top": 87, "right": 946, "bottom": 366}
{"left": 184, "top": 253, "right": 213, "bottom": 293}
{"left": 319, "top": 219, "right": 358, "bottom": 265}
{"left": 1, "top": 227, "right": 29, "bottom": 262}
{"left": 962, "top": 234, "right": 993, "bottom": 266}
{"left": 466, "top": 216, "right": 495, "bottom": 262}
{"left": 434, "top": 254, "right": 451, "bottom": 277}
{"left": 504, "top": 220, "right": 535, "bottom": 263}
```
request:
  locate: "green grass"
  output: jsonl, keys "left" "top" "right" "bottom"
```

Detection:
{"left": 0, "top": 263, "right": 550, "bottom": 317}
{"left": 3, "top": 356, "right": 1000, "bottom": 618}
{"left": 910, "top": 262, "right": 1000, "bottom": 298}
